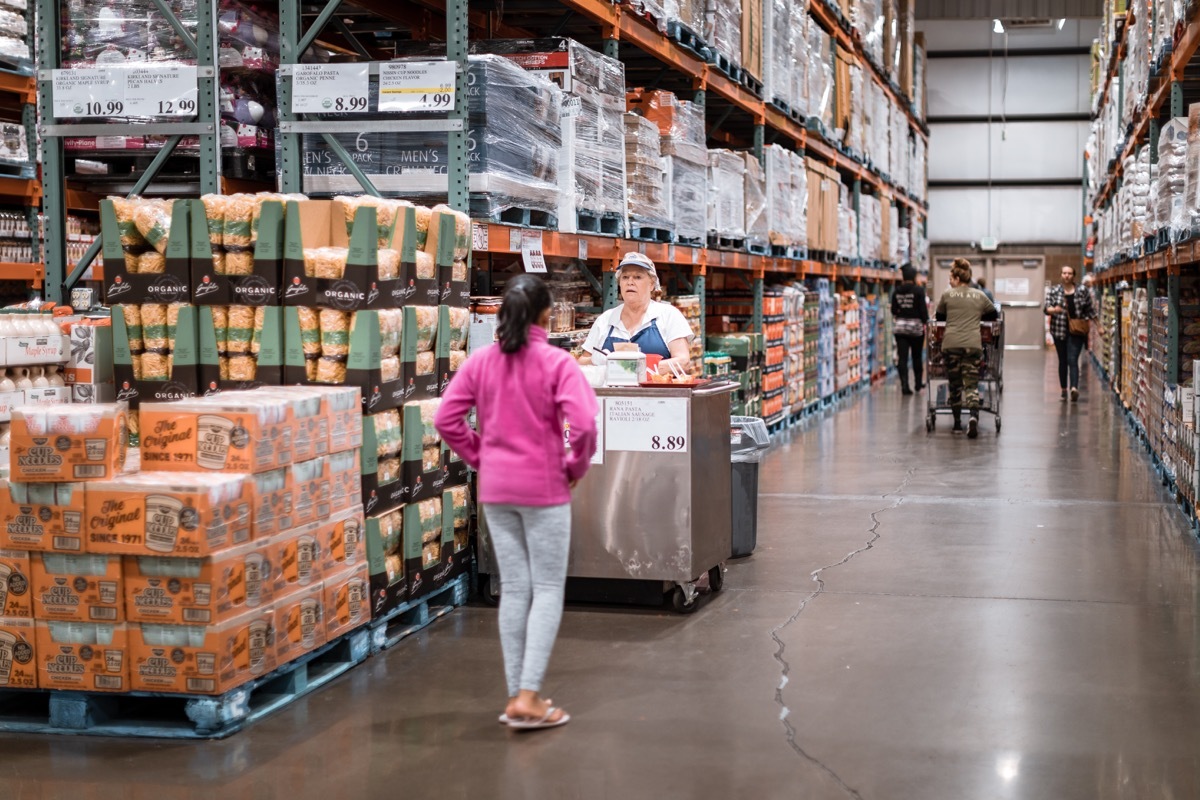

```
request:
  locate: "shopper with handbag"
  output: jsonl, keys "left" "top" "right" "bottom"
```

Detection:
{"left": 891, "top": 264, "right": 929, "bottom": 395}
{"left": 1044, "top": 265, "right": 1096, "bottom": 402}
{"left": 435, "top": 274, "right": 599, "bottom": 731}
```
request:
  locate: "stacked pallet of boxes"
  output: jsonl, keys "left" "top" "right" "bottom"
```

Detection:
{"left": 1119, "top": 289, "right": 1136, "bottom": 409}
{"left": 707, "top": 331, "right": 763, "bottom": 417}
{"left": 303, "top": 56, "right": 562, "bottom": 227}
{"left": 861, "top": 298, "right": 877, "bottom": 380}
{"left": 815, "top": 278, "right": 835, "bottom": 398}
{"left": 779, "top": 285, "right": 806, "bottom": 415}
{"left": 482, "top": 39, "right": 628, "bottom": 236}
{"left": 806, "top": 158, "right": 840, "bottom": 259}
{"left": 627, "top": 89, "right": 707, "bottom": 244}
{"left": 624, "top": 113, "right": 672, "bottom": 238}
{"left": 764, "top": 144, "right": 808, "bottom": 256}
{"left": 803, "top": 288, "right": 820, "bottom": 405}
{"left": 0, "top": 391, "right": 369, "bottom": 696}
{"left": 834, "top": 292, "right": 853, "bottom": 390}
{"left": 708, "top": 150, "right": 746, "bottom": 246}
{"left": 764, "top": 0, "right": 834, "bottom": 125}
{"left": 761, "top": 290, "right": 786, "bottom": 422}
{"left": 1149, "top": 297, "right": 1169, "bottom": 458}
{"left": 1099, "top": 289, "right": 1119, "bottom": 383}
{"left": 667, "top": 294, "right": 705, "bottom": 378}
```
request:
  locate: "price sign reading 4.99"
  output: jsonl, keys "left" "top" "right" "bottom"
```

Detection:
{"left": 605, "top": 397, "right": 689, "bottom": 454}
{"left": 378, "top": 61, "right": 457, "bottom": 112}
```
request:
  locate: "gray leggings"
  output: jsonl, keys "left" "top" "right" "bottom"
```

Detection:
{"left": 485, "top": 503, "right": 571, "bottom": 696}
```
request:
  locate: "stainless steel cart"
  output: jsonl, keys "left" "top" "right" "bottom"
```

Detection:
{"left": 925, "top": 319, "right": 1004, "bottom": 434}
{"left": 477, "top": 382, "right": 737, "bottom": 612}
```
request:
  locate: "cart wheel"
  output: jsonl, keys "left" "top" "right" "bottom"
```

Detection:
{"left": 671, "top": 585, "right": 700, "bottom": 614}
{"left": 479, "top": 574, "right": 500, "bottom": 607}
{"left": 708, "top": 565, "right": 725, "bottom": 593}
{"left": 995, "top": 416, "right": 1002, "bottom": 434}
{"left": 925, "top": 416, "right": 932, "bottom": 432}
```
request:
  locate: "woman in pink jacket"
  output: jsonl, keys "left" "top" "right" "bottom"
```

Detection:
{"left": 435, "top": 274, "right": 599, "bottom": 731}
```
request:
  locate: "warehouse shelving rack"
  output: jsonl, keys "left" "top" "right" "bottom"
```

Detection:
{"left": 0, "top": 8, "right": 42, "bottom": 288}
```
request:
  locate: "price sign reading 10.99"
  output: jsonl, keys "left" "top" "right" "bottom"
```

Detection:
{"left": 605, "top": 397, "right": 689, "bottom": 454}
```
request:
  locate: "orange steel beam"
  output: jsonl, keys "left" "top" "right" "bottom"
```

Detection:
{"left": 0, "top": 72, "right": 34, "bottom": 104}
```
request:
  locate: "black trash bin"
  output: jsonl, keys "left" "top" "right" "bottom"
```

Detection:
{"left": 730, "top": 416, "right": 771, "bottom": 558}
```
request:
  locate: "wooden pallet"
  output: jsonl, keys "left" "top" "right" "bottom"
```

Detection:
{"left": 575, "top": 209, "right": 625, "bottom": 236}
{"left": 473, "top": 203, "right": 558, "bottom": 230}
{"left": 369, "top": 572, "right": 470, "bottom": 654}
{"left": 629, "top": 221, "right": 674, "bottom": 243}
{"left": 665, "top": 20, "right": 711, "bottom": 61}
{"left": 0, "top": 627, "right": 371, "bottom": 739}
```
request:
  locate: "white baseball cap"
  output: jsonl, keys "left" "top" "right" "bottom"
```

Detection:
{"left": 617, "top": 252, "right": 660, "bottom": 288}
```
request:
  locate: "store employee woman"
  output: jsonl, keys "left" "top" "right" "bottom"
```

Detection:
{"left": 583, "top": 252, "right": 694, "bottom": 374}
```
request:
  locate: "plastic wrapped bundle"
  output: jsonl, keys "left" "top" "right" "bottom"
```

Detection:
{"left": 625, "top": 113, "right": 670, "bottom": 229}
{"left": 765, "top": 145, "right": 797, "bottom": 247}
{"left": 664, "top": 156, "right": 707, "bottom": 244}
{"left": 852, "top": 0, "right": 884, "bottom": 68}
{"left": 788, "top": 149, "right": 808, "bottom": 248}
{"left": 1157, "top": 117, "right": 1187, "bottom": 240}
{"left": 61, "top": 0, "right": 202, "bottom": 69}
{"left": 705, "top": 0, "right": 742, "bottom": 66}
{"left": 707, "top": 149, "right": 746, "bottom": 239}
{"left": 743, "top": 153, "right": 769, "bottom": 250}
{"left": 302, "top": 56, "right": 562, "bottom": 220}
{"left": 808, "top": 23, "right": 834, "bottom": 127}
{"left": 766, "top": 0, "right": 797, "bottom": 108}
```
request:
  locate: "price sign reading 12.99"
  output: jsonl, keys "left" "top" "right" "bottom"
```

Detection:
{"left": 377, "top": 61, "right": 457, "bottom": 112}
{"left": 605, "top": 397, "right": 689, "bottom": 454}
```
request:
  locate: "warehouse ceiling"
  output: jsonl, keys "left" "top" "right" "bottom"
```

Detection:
{"left": 916, "top": 0, "right": 1102, "bottom": 18}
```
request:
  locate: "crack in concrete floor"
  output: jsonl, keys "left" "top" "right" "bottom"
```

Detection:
{"left": 769, "top": 468, "right": 916, "bottom": 799}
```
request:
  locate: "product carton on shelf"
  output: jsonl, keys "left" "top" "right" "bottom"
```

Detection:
{"left": 10, "top": 403, "right": 130, "bottom": 483}
{"left": 324, "top": 561, "right": 370, "bottom": 640}
{"left": 138, "top": 397, "right": 293, "bottom": 474}
{"left": 266, "top": 520, "right": 324, "bottom": 598}
{"left": 0, "top": 481, "right": 87, "bottom": 553}
{"left": 0, "top": 549, "right": 30, "bottom": 618}
{"left": 127, "top": 603, "right": 276, "bottom": 694}
{"left": 317, "top": 507, "right": 366, "bottom": 577}
{"left": 112, "top": 303, "right": 201, "bottom": 407}
{"left": 99, "top": 199, "right": 193, "bottom": 305}
{"left": 402, "top": 400, "right": 450, "bottom": 504}
{"left": 281, "top": 199, "right": 456, "bottom": 311}
{"left": 197, "top": 305, "right": 285, "bottom": 392}
{"left": 31, "top": 552, "right": 124, "bottom": 623}
{"left": 275, "top": 582, "right": 327, "bottom": 664}
{"left": 36, "top": 620, "right": 129, "bottom": 692}
{"left": 84, "top": 473, "right": 254, "bottom": 557}
{"left": 404, "top": 498, "right": 444, "bottom": 602}
{"left": 190, "top": 197, "right": 285, "bottom": 307}
{"left": 442, "top": 484, "right": 472, "bottom": 581}
{"left": 365, "top": 505, "right": 407, "bottom": 616}
{"left": 4, "top": 333, "right": 68, "bottom": 368}
{"left": 0, "top": 617, "right": 36, "bottom": 688}
{"left": 122, "top": 537, "right": 277, "bottom": 626}
{"left": 327, "top": 449, "right": 364, "bottom": 516}
{"left": 283, "top": 308, "right": 418, "bottom": 412}
{"left": 361, "top": 409, "right": 407, "bottom": 515}
{"left": 65, "top": 321, "right": 114, "bottom": 385}
{"left": 436, "top": 305, "right": 469, "bottom": 397}
{"left": 0, "top": 387, "right": 73, "bottom": 424}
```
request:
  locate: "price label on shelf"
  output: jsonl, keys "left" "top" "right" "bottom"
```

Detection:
{"left": 605, "top": 397, "right": 689, "bottom": 453}
{"left": 291, "top": 63, "right": 370, "bottom": 114}
{"left": 521, "top": 239, "right": 547, "bottom": 274}
{"left": 52, "top": 68, "right": 125, "bottom": 118}
{"left": 123, "top": 66, "right": 198, "bottom": 117}
{"left": 377, "top": 61, "right": 456, "bottom": 112}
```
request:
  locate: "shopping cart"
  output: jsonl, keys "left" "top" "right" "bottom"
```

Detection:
{"left": 925, "top": 318, "right": 1004, "bottom": 434}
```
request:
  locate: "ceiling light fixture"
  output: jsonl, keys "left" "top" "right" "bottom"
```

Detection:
{"left": 1057, "top": 18, "right": 1066, "bottom": 29}
{"left": 993, "top": 18, "right": 1005, "bottom": 34}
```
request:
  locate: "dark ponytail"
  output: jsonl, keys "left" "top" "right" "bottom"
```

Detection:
{"left": 497, "top": 274, "right": 552, "bottom": 354}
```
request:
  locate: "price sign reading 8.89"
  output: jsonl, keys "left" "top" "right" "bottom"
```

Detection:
{"left": 377, "top": 61, "right": 457, "bottom": 112}
{"left": 606, "top": 397, "right": 689, "bottom": 454}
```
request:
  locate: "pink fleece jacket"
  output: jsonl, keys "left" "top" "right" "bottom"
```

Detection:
{"left": 435, "top": 326, "right": 599, "bottom": 506}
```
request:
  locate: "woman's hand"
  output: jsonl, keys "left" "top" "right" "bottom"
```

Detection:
{"left": 657, "top": 358, "right": 687, "bottom": 376}
{"left": 1047, "top": 305, "right": 1064, "bottom": 315}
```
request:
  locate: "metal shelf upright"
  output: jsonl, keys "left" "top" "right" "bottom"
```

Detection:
{"left": 38, "top": 0, "right": 221, "bottom": 303}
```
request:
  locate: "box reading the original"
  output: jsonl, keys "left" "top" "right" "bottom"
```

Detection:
{"left": 10, "top": 403, "right": 130, "bottom": 483}
{"left": 139, "top": 397, "right": 292, "bottom": 474}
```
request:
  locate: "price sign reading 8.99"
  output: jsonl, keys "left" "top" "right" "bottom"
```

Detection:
{"left": 605, "top": 397, "right": 689, "bottom": 454}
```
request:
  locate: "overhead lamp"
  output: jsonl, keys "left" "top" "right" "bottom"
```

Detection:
{"left": 993, "top": 18, "right": 1005, "bottom": 34}
{"left": 1057, "top": 18, "right": 1066, "bottom": 29}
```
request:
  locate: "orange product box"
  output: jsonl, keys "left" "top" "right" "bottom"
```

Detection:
{"left": 0, "top": 617, "right": 36, "bottom": 688}
{"left": 307, "top": 386, "right": 363, "bottom": 456}
{"left": 275, "top": 582, "right": 327, "bottom": 664}
{"left": 289, "top": 456, "right": 332, "bottom": 529}
{"left": 0, "top": 549, "right": 31, "bottom": 618}
{"left": 10, "top": 403, "right": 130, "bottom": 483}
{"left": 327, "top": 448, "right": 362, "bottom": 516}
{"left": 85, "top": 472, "right": 253, "bottom": 557}
{"left": 123, "top": 537, "right": 276, "bottom": 625}
{"left": 31, "top": 553, "right": 124, "bottom": 623}
{"left": 138, "top": 396, "right": 292, "bottom": 475}
{"left": 128, "top": 604, "right": 276, "bottom": 694}
{"left": 251, "top": 466, "right": 291, "bottom": 541}
{"left": 0, "top": 481, "right": 87, "bottom": 553}
{"left": 267, "top": 523, "right": 324, "bottom": 596}
{"left": 35, "top": 620, "right": 129, "bottom": 692}
{"left": 324, "top": 561, "right": 370, "bottom": 640}
{"left": 317, "top": 508, "right": 365, "bottom": 576}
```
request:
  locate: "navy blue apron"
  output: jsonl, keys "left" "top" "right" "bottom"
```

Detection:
{"left": 602, "top": 317, "right": 671, "bottom": 359}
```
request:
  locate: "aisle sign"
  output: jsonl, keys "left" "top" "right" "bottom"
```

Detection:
{"left": 378, "top": 61, "right": 456, "bottom": 112}
{"left": 521, "top": 238, "right": 547, "bottom": 273}
{"left": 291, "top": 63, "right": 370, "bottom": 114}
{"left": 123, "top": 66, "right": 198, "bottom": 117}
{"left": 605, "top": 397, "right": 688, "bottom": 453}
{"left": 52, "top": 68, "right": 125, "bottom": 118}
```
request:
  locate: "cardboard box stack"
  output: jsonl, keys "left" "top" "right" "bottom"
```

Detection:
{"left": 624, "top": 113, "right": 672, "bottom": 235}
{"left": 628, "top": 90, "right": 707, "bottom": 244}
{"left": 0, "top": 393, "right": 376, "bottom": 695}
{"left": 764, "top": 144, "right": 808, "bottom": 256}
{"left": 707, "top": 150, "right": 746, "bottom": 244}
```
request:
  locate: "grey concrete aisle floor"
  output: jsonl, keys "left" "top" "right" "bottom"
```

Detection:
{"left": 6, "top": 350, "right": 1200, "bottom": 800}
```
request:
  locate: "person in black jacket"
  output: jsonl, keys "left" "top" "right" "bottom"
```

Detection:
{"left": 891, "top": 264, "right": 930, "bottom": 396}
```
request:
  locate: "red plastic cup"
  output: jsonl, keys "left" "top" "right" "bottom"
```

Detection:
{"left": 644, "top": 354, "right": 663, "bottom": 374}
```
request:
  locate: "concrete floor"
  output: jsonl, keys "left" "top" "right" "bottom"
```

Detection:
{"left": 6, "top": 350, "right": 1200, "bottom": 800}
